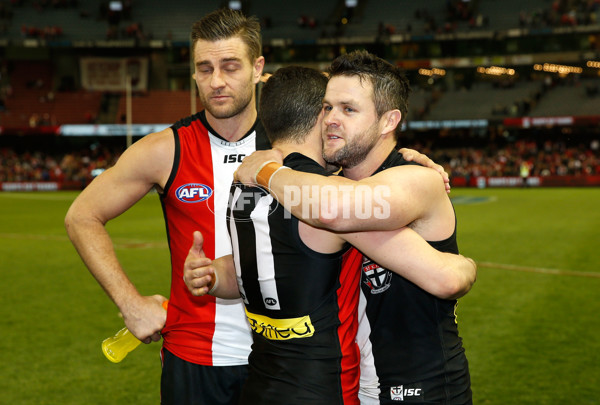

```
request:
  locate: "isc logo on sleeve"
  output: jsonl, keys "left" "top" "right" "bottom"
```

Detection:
{"left": 175, "top": 183, "right": 213, "bottom": 203}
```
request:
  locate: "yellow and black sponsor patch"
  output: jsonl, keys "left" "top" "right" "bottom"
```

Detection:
{"left": 245, "top": 309, "right": 315, "bottom": 340}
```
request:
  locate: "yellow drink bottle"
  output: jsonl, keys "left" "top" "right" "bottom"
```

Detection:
{"left": 101, "top": 300, "right": 168, "bottom": 363}
{"left": 102, "top": 327, "right": 141, "bottom": 363}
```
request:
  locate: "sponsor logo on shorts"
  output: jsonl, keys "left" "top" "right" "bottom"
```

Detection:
{"left": 361, "top": 256, "right": 392, "bottom": 294}
{"left": 245, "top": 309, "right": 314, "bottom": 340}
{"left": 175, "top": 183, "right": 213, "bottom": 203}
{"left": 390, "top": 385, "right": 423, "bottom": 401}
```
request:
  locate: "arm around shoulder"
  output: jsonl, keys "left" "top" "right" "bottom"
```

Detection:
{"left": 436, "top": 254, "right": 477, "bottom": 299}
{"left": 318, "top": 165, "right": 445, "bottom": 232}
{"left": 343, "top": 226, "right": 476, "bottom": 300}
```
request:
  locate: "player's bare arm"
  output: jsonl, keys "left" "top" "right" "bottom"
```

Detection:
{"left": 399, "top": 147, "right": 450, "bottom": 193}
{"left": 318, "top": 165, "right": 454, "bottom": 237}
{"left": 64, "top": 128, "right": 173, "bottom": 343}
{"left": 183, "top": 231, "right": 240, "bottom": 299}
{"left": 342, "top": 227, "right": 476, "bottom": 299}
{"left": 236, "top": 161, "right": 450, "bottom": 234}
{"left": 299, "top": 218, "right": 475, "bottom": 300}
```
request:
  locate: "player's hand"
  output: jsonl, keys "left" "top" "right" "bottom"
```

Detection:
{"left": 122, "top": 294, "right": 168, "bottom": 344}
{"left": 399, "top": 148, "right": 451, "bottom": 193}
{"left": 260, "top": 72, "right": 272, "bottom": 83}
{"left": 233, "top": 149, "right": 284, "bottom": 186}
{"left": 183, "top": 231, "right": 216, "bottom": 296}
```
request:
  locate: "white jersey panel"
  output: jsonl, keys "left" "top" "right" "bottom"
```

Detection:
{"left": 249, "top": 194, "right": 281, "bottom": 310}
{"left": 208, "top": 131, "right": 255, "bottom": 365}
{"left": 229, "top": 187, "right": 249, "bottom": 305}
{"left": 357, "top": 288, "right": 380, "bottom": 403}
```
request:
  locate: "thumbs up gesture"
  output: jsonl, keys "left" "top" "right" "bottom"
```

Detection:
{"left": 183, "top": 231, "right": 217, "bottom": 296}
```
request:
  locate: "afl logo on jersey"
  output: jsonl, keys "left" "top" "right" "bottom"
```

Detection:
{"left": 175, "top": 183, "right": 213, "bottom": 203}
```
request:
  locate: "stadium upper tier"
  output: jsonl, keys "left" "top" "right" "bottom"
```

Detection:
{"left": 1, "top": 1, "right": 599, "bottom": 130}
{"left": 1, "top": 0, "right": 596, "bottom": 43}
{"left": 1, "top": 58, "right": 597, "bottom": 128}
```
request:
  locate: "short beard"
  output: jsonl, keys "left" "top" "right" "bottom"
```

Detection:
{"left": 199, "top": 80, "right": 254, "bottom": 119}
{"left": 323, "top": 123, "right": 380, "bottom": 168}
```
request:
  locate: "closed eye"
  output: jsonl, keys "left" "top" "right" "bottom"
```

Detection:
{"left": 223, "top": 64, "right": 241, "bottom": 72}
{"left": 196, "top": 63, "right": 213, "bottom": 74}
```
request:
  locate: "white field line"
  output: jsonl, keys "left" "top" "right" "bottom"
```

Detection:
{"left": 478, "top": 261, "right": 600, "bottom": 279}
{"left": 0, "top": 193, "right": 76, "bottom": 201}
{"left": 0, "top": 233, "right": 167, "bottom": 249}
{"left": 0, "top": 191, "right": 157, "bottom": 201}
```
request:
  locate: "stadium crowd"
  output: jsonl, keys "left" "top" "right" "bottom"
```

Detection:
{"left": 432, "top": 139, "right": 600, "bottom": 179}
{"left": 0, "top": 144, "right": 121, "bottom": 186}
{"left": 2, "top": 138, "right": 598, "bottom": 187}
{"left": 519, "top": 0, "right": 599, "bottom": 28}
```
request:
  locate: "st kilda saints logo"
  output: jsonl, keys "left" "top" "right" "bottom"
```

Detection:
{"left": 361, "top": 255, "right": 392, "bottom": 294}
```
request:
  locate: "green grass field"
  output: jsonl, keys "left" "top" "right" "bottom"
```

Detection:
{"left": 1, "top": 187, "right": 599, "bottom": 404}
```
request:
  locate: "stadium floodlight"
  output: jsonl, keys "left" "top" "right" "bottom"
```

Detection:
{"left": 229, "top": 1, "right": 242, "bottom": 10}
{"left": 109, "top": 1, "right": 123, "bottom": 11}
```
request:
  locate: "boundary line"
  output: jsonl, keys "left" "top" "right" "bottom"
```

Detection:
{"left": 0, "top": 233, "right": 167, "bottom": 249}
{"left": 478, "top": 261, "right": 600, "bottom": 279}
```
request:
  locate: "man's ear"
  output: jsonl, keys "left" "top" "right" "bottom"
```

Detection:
{"left": 253, "top": 56, "right": 266, "bottom": 84}
{"left": 380, "top": 109, "right": 401, "bottom": 136}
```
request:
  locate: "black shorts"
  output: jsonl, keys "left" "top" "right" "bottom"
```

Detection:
{"left": 160, "top": 348, "right": 249, "bottom": 405}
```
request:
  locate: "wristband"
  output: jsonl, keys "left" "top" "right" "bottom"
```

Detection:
{"left": 255, "top": 161, "right": 281, "bottom": 188}
{"left": 268, "top": 166, "right": 291, "bottom": 190}
{"left": 207, "top": 271, "right": 219, "bottom": 295}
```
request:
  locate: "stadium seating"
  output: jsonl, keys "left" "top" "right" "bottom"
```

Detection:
{"left": 248, "top": 0, "right": 339, "bottom": 42}
{"left": 1, "top": 1, "right": 598, "bottom": 127}
{"left": 131, "top": 0, "right": 216, "bottom": 42}
{"left": 115, "top": 90, "right": 200, "bottom": 124}
{"left": 0, "top": 60, "right": 103, "bottom": 127}
{"left": 422, "top": 81, "right": 543, "bottom": 121}
{"left": 4, "top": 0, "right": 592, "bottom": 43}
{"left": 478, "top": 0, "right": 548, "bottom": 31}
{"left": 531, "top": 78, "right": 600, "bottom": 117}
{"left": 6, "top": 0, "right": 105, "bottom": 41}
{"left": 347, "top": 0, "right": 426, "bottom": 37}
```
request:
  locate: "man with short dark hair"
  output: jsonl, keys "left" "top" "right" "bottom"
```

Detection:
{"left": 65, "top": 8, "right": 268, "bottom": 404}
{"left": 234, "top": 50, "right": 474, "bottom": 404}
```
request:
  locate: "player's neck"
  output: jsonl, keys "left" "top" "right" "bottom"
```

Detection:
{"left": 274, "top": 142, "right": 325, "bottom": 167}
{"left": 273, "top": 130, "right": 325, "bottom": 167}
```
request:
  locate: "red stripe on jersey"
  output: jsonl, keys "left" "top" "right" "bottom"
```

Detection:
{"left": 338, "top": 247, "right": 363, "bottom": 404}
{"left": 162, "top": 118, "right": 217, "bottom": 365}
